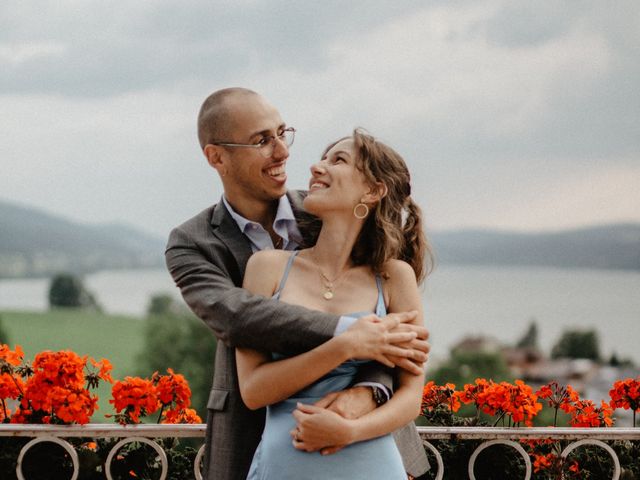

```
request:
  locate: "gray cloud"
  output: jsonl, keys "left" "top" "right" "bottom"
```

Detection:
{"left": 0, "top": 0, "right": 429, "bottom": 97}
{"left": 1, "top": 0, "right": 639, "bottom": 236}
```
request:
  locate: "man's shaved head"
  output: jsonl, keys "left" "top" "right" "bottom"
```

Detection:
{"left": 197, "top": 87, "right": 259, "bottom": 149}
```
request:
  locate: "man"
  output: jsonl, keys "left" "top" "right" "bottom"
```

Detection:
{"left": 165, "top": 87, "right": 430, "bottom": 480}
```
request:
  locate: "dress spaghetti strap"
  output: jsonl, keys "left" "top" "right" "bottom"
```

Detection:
{"left": 272, "top": 251, "right": 300, "bottom": 300}
{"left": 374, "top": 275, "right": 387, "bottom": 316}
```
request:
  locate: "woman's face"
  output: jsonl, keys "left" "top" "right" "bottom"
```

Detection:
{"left": 304, "top": 138, "right": 371, "bottom": 217}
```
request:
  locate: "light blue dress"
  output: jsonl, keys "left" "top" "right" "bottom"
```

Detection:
{"left": 247, "top": 252, "right": 406, "bottom": 479}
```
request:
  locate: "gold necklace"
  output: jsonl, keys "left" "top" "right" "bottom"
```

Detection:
{"left": 309, "top": 248, "right": 349, "bottom": 300}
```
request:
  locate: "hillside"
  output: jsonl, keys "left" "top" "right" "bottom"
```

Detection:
{"left": 0, "top": 199, "right": 165, "bottom": 277}
{"left": 431, "top": 223, "right": 640, "bottom": 271}
{"left": 2, "top": 199, "right": 639, "bottom": 277}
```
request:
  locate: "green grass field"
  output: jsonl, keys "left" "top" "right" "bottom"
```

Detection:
{"left": 1, "top": 309, "right": 147, "bottom": 422}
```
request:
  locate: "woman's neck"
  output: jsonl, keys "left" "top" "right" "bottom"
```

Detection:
{"left": 311, "top": 214, "right": 362, "bottom": 276}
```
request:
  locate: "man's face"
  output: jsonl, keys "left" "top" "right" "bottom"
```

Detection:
{"left": 220, "top": 94, "right": 289, "bottom": 205}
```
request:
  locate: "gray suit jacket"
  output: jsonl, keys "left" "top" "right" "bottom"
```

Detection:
{"left": 165, "top": 191, "right": 428, "bottom": 480}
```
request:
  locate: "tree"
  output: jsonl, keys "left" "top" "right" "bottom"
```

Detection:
{"left": 516, "top": 319, "right": 539, "bottom": 349}
{"left": 430, "top": 350, "right": 512, "bottom": 387}
{"left": 136, "top": 293, "right": 216, "bottom": 414}
{"left": 147, "top": 293, "right": 175, "bottom": 316}
{"left": 608, "top": 352, "right": 634, "bottom": 368}
{"left": 48, "top": 273, "right": 100, "bottom": 309}
{"left": 551, "top": 329, "right": 601, "bottom": 361}
{"left": 0, "top": 315, "right": 9, "bottom": 344}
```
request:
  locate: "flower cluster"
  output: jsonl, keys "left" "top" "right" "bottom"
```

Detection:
{"left": 1, "top": 344, "right": 200, "bottom": 426}
{"left": 535, "top": 381, "right": 614, "bottom": 428}
{"left": 536, "top": 381, "right": 579, "bottom": 413}
{"left": 531, "top": 451, "right": 580, "bottom": 477}
{"left": 421, "top": 381, "right": 460, "bottom": 413}
{"left": 109, "top": 369, "right": 201, "bottom": 425}
{"left": 609, "top": 377, "right": 640, "bottom": 427}
{"left": 1, "top": 345, "right": 112, "bottom": 424}
{"left": 568, "top": 399, "right": 614, "bottom": 427}
{"left": 110, "top": 376, "right": 158, "bottom": 424}
{"left": 457, "top": 378, "right": 542, "bottom": 427}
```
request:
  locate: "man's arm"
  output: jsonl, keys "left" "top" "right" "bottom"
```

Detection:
{"left": 166, "top": 226, "right": 338, "bottom": 355}
{"left": 166, "top": 224, "right": 426, "bottom": 385}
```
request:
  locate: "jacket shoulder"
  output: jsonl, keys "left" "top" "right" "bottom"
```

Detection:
{"left": 166, "top": 204, "right": 218, "bottom": 248}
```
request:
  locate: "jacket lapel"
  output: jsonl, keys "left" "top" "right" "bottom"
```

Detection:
{"left": 210, "top": 200, "right": 253, "bottom": 279}
{"left": 210, "top": 191, "right": 319, "bottom": 279}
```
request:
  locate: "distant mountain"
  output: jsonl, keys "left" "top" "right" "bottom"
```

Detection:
{"left": 2, "top": 199, "right": 639, "bottom": 278}
{"left": 431, "top": 223, "right": 640, "bottom": 271}
{"left": 0, "top": 199, "right": 165, "bottom": 278}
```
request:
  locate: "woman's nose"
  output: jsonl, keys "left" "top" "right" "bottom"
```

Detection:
{"left": 310, "top": 162, "right": 325, "bottom": 175}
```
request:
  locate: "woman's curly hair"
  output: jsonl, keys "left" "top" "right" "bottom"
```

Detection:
{"left": 302, "top": 129, "right": 434, "bottom": 283}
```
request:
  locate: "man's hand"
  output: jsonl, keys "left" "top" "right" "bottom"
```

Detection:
{"left": 291, "top": 403, "right": 353, "bottom": 453}
{"left": 290, "top": 386, "right": 375, "bottom": 455}
{"left": 342, "top": 312, "right": 420, "bottom": 368}
{"left": 314, "top": 386, "right": 375, "bottom": 420}
{"left": 385, "top": 321, "right": 430, "bottom": 375}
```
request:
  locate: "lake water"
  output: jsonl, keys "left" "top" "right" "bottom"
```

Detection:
{"left": 1, "top": 265, "right": 639, "bottom": 364}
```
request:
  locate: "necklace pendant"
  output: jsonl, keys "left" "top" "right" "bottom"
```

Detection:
{"left": 323, "top": 291, "right": 334, "bottom": 300}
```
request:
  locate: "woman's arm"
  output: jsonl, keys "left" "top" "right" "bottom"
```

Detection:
{"left": 292, "top": 260, "right": 425, "bottom": 450}
{"left": 237, "top": 253, "right": 418, "bottom": 410}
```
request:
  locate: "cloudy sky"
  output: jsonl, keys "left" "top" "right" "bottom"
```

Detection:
{"left": 2, "top": 0, "right": 639, "bottom": 238}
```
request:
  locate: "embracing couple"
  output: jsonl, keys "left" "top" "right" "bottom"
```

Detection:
{"left": 166, "top": 88, "right": 434, "bottom": 480}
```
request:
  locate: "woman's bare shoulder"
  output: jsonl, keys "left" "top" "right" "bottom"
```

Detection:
{"left": 246, "top": 249, "right": 292, "bottom": 270}
{"left": 244, "top": 250, "right": 294, "bottom": 293}
{"left": 382, "top": 259, "right": 422, "bottom": 316}
{"left": 382, "top": 258, "right": 416, "bottom": 281}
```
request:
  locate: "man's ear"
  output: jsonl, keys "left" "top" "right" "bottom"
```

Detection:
{"left": 362, "top": 182, "right": 388, "bottom": 204}
{"left": 203, "top": 144, "right": 227, "bottom": 176}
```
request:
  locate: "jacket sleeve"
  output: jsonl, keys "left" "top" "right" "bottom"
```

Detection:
{"left": 165, "top": 226, "right": 338, "bottom": 355}
{"left": 352, "top": 362, "right": 395, "bottom": 393}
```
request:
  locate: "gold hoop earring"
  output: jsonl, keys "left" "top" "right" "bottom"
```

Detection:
{"left": 353, "top": 203, "right": 369, "bottom": 219}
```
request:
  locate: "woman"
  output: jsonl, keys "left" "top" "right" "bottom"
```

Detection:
{"left": 236, "top": 129, "right": 432, "bottom": 479}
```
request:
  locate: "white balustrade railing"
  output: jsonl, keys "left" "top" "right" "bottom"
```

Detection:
{"left": 1, "top": 425, "right": 639, "bottom": 480}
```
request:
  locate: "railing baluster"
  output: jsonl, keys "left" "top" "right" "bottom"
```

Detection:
{"left": 194, "top": 443, "right": 206, "bottom": 480}
{"left": 468, "top": 439, "right": 532, "bottom": 480}
{"left": 560, "top": 439, "right": 621, "bottom": 480}
{"left": 16, "top": 436, "right": 80, "bottom": 480}
{"left": 422, "top": 440, "right": 444, "bottom": 480}
{"left": 1, "top": 425, "right": 638, "bottom": 478}
{"left": 104, "top": 437, "right": 168, "bottom": 480}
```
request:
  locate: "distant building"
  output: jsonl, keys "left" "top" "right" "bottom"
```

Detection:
{"left": 451, "top": 335, "right": 503, "bottom": 355}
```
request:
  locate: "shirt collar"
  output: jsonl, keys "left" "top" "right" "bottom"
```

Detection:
{"left": 221, "top": 194, "right": 302, "bottom": 249}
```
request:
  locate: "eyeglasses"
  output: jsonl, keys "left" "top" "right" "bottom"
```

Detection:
{"left": 212, "top": 127, "right": 296, "bottom": 158}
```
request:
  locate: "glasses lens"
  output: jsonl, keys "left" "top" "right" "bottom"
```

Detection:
{"left": 259, "top": 140, "right": 274, "bottom": 157}
{"left": 259, "top": 129, "right": 295, "bottom": 157}
{"left": 283, "top": 128, "right": 295, "bottom": 147}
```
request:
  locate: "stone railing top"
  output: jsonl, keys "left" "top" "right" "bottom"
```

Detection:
{"left": 0, "top": 423, "right": 206, "bottom": 438}
{"left": 1, "top": 424, "right": 639, "bottom": 440}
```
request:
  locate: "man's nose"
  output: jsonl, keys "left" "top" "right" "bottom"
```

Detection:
{"left": 272, "top": 136, "right": 289, "bottom": 159}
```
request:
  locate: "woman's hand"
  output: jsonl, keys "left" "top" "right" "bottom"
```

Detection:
{"left": 341, "top": 313, "right": 418, "bottom": 367}
{"left": 290, "top": 403, "right": 354, "bottom": 453}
